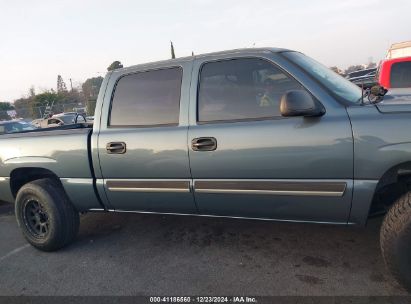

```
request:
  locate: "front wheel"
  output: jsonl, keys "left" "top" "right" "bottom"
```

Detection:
{"left": 380, "top": 191, "right": 411, "bottom": 292}
{"left": 15, "top": 178, "right": 79, "bottom": 251}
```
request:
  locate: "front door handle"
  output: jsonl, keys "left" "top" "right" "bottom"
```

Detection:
{"left": 191, "top": 137, "right": 217, "bottom": 151}
{"left": 106, "top": 142, "right": 127, "bottom": 154}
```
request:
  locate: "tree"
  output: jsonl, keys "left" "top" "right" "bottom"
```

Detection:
{"left": 0, "top": 102, "right": 14, "bottom": 111}
{"left": 57, "top": 89, "right": 85, "bottom": 113}
{"left": 330, "top": 66, "right": 343, "bottom": 75}
{"left": 107, "top": 61, "right": 123, "bottom": 71}
{"left": 367, "top": 62, "right": 377, "bottom": 69}
{"left": 14, "top": 96, "right": 32, "bottom": 119}
{"left": 82, "top": 76, "right": 104, "bottom": 116}
{"left": 0, "top": 102, "right": 14, "bottom": 120}
{"left": 82, "top": 77, "right": 103, "bottom": 100}
{"left": 33, "top": 91, "right": 60, "bottom": 111}
{"left": 29, "top": 86, "right": 35, "bottom": 98}
{"left": 171, "top": 41, "right": 176, "bottom": 59}
{"left": 57, "top": 75, "right": 67, "bottom": 93}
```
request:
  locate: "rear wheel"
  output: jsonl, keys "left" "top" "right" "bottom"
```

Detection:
{"left": 380, "top": 191, "right": 411, "bottom": 292}
{"left": 15, "top": 178, "right": 79, "bottom": 251}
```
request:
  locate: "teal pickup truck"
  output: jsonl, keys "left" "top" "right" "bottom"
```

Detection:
{"left": 1, "top": 48, "right": 411, "bottom": 290}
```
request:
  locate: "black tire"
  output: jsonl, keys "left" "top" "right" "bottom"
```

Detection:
{"left": 15, "top": 178, "right": 79, "bottom": 251}
{"left": 380, "top": 191, "right": 411, "bottom": 292}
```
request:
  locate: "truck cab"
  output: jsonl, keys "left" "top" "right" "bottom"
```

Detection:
{"left": 93, "top": 49, "right": 357, "bottom": 223}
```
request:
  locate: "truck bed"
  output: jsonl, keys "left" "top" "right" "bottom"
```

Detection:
{"left": 0, "top": 126, "right": 99, "bottom": 209}
{"left": 0, "top": 123, "right": 92, "bottom": 139}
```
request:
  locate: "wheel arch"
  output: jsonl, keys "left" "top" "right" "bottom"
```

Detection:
{"left": 368, "top": 161, "right": 411, "bottom": 218}
{"left": 10, "top": 167, "right": 62, "bottom": 198}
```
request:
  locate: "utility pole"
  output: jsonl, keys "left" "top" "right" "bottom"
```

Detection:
{"left": 170, "top": 41, "right": 176, "bottom": 59}
{"left": 69, "top": 78, "right": 73, "bottom": 91}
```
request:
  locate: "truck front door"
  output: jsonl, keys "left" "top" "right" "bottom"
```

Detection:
{"left": 188, "top": 55, "right": 354, "bottom": 223}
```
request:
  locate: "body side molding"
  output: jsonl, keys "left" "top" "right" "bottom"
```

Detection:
{"left": 104, "top": 178, "right": 347, "bottom": 197}
{"left": 105, "top": 179, "right": 191, "bottom": 193}
{"left": 194, "top": 179, "right": 347, "bottom": 197}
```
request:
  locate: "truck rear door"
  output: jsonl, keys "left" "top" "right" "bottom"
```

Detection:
{"left": 96, "top": 61, "right": 197, "bottom": 213}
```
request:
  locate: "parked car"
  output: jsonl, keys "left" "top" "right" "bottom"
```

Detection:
{"left": 32, "top": 112, "right": 87, "bottom": 128}
{"left": 53, "top": 112, "right": 86, "bottom": 124}
{"left": 2, "top": 47, "right": 411, "bottom": 290}
{"left": 0, "top": 120, "right": 36, "bottom": 134}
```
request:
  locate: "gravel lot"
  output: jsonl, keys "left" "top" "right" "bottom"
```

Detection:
{"left": 0, "top": 201, "right": 408, "bottom": 296}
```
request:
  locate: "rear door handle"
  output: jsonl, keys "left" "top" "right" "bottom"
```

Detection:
{"left": 106, "top": 142, "right": 126, "bottom": 154}
{"left": 191, "top": 137, "right": 217, "bottom": 151}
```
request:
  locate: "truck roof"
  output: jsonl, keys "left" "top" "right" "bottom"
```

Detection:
{"left": 116, "top": 47, "right": 292, "bottom": 73}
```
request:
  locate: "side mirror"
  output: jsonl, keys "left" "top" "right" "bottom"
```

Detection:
{"left": 370, "top": 85, "right": 387, "bottom": 96}
{"left": 368, "top": 85, "right": 387, "bottom": 103}
{"left": 280, "top": 90, "right": 325, "bottom": 117}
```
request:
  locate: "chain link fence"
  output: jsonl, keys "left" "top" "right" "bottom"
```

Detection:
{"left": 0, "top": 102, "right": 87, "bottom": 122}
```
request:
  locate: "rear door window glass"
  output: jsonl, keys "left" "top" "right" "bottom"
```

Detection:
{"left": 110, "top": 67, "right": 183, "bottom": 127}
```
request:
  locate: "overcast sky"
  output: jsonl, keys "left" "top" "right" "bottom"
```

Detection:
{"left": 1, "top": 0, "right": 410, "bottom": 102}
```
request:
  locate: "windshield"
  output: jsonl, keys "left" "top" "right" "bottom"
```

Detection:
{"left": 55, "top": 114, "right": 85, "bottom": 124}
{"left": 283, "top": 51, "right": 363, "bottom": 104}
{"left": 58, "top": 115, "right": 75, "bottom": 124}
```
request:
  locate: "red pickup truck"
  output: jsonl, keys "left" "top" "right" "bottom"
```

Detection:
{"left": 378, "top": 56, "right": 411, "bottom": 88}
